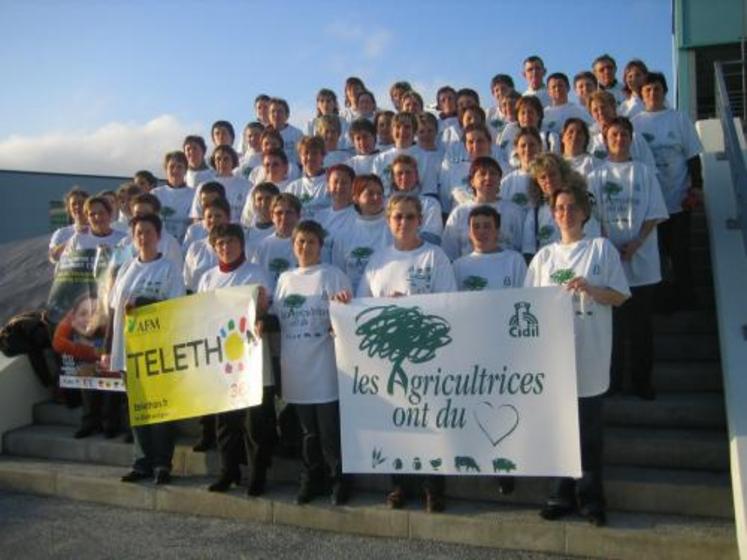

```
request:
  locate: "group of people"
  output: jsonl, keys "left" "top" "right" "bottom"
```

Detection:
{"left": 46, "top": 52, "right": 704, "bottom": 528}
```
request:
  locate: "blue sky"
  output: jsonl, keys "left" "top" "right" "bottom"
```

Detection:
{"left": 0, "top": 0, "right": 673, "bottom": 175}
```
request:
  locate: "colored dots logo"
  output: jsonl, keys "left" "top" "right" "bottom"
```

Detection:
{"left": 220, "top": 316, "right": 250, "bottom": 373}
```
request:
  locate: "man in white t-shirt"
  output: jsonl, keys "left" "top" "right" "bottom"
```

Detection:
{"left": 543, "top": 72, "right": 593, "bottom": 135}
{"left": 592, "top": 53, "right": 625, "bottom": 104}
{"left": 521, "top": 55, "right": 551, "bottom": 107}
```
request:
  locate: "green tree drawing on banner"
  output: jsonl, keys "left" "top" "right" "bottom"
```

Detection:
{"left": 355, "top": 305, "right": 452, "bottom": 395}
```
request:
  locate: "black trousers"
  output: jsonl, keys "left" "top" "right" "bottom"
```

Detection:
{"left": 132, "top": 420, "right": 176, "bottom": 474}
{"left": 215, "top": 386, "right": 278, "bottom": 478}
{"left": 294, "top": 401, "right": 342, "bottom": 485}
{"left": 546, "top": 395, "right": 604, "bottom": 509}
{"left": 658, "top": 210, "right": 693, "bottom": 299}
{"left": 390, "top": 474, "right": 445, "bottom": 496}
{"left": 611, "top": 284, "right": 656, "bottom": 392}
{"left": 80, "top": 390, "right": 123, "bottom": 432}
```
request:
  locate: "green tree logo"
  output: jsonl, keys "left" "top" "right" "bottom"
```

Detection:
{"left": 350, "top": 246, "right": 374, "bottom": 267}
{"left": 511, "top": 193, "right": 528, "bottom": 207}
{"left": 462, "top": 275, "right": 488, "bottom": 291}
{"left": 603, "top": 181, "right": 623, "bottom": 203}
{"left": 355, "top": 305, "right": 452, "bottom": 395}
{"left": 283, "top": 294, "right": 306, "bottom": 316}
{"left": 161, "top": 206, "right": 175, "bottom": 217}
{"left": 642, "top": 132, "right": 655, "bottom": 143}
{"left": 490, "top": 118, "right": 504, "bottom": 129}
{"left": 593, "top": 149, "right": 608, "bottom": 160}
{"left": 538, "top": 224, "right": 554, "bottom": 242}
{"left": 269, "top": 258, "right": 290, "bottom": 275}
{"left": 550, "top": 268, "right": 575, "bottom": 285}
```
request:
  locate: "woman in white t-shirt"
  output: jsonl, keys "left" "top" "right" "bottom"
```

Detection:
{"left": 49, "top": 187, "right": 89, "bottom": 264}
{"left": 269, "top": 220, "right": 352, "bottom": 506}
{"left": 523, "top": 153, "right": 601, "bottom": 259}
{"left": 525, "top": 182, "right": 630, "bottom": 527}
{"left": 190, "top": 145, "right": 249, "bottom": 224}
{"left": 103, "top": 214, "right": 186, "bottom": 485}
{"left": 357, "top": 193, "right": 456, "bottom": 513}
{"left": 588, "top": 117, "right": 669, "bottom": 400}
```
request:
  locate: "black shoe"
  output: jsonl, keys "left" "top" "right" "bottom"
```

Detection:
{"left": 296, "top": 480, "right": 320, "bottom": 505}
{"left": 74, "top": 425, "right": 100, "bottom": 439}
{"left": 497, "top": 477, "right": 515, "bottom": 495}
{"left": 580, "top": 504, "right": 607, "bottom": 527}
{"left": 539, "top": 502, "right": 575, "bottom": 521}
{"left": 124, "top": 431, "right": 134, "bottom": 443}
{"left": 121, "top": 470, "right": 150, "bottom": 483}
{"left": 247, "top": 469, "right": 267, "bottom": 497}
{"left": 103, "top": 427, "right": 121, "bottom": 439}
{"left": 330, "top": 481, "right": 349, "bottom": 506}
{"left": 424, "top": 490, "right": 445, "bottom": 513}
{"left": 208, "top": 472, "right": 240, "bottom": 493}
{"left": 192, "top": 438, "right": 216, "bottom": 452}
{"left": 154, "top": 469, "right": 171, "bottom": 485}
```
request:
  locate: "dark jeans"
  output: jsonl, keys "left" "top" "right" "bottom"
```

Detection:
{"left": 294, "top": 401, "right": 342, "bottom": 485}
{"left": 198, "top": 414, "right": 216, "bottom": 444}
{"left": 215, "top": 386, "right": 278, "bottom": 477}
{"left": 80, "top": 390, "right": 123, "bottom": 432}
{"left": 611, "top": 284, "right": 656, "bottom": 392}
{"left": 546, "top": 396, "right": 604, "bottom": 510}
{"left": 132, "top": 420, "right": 177, "bottom": 474}
{"left": 658, "top": 210, "right": 693, "bottom": 299}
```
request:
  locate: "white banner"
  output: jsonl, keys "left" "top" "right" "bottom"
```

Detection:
{"left": 330, "top": 286, "right": 581, "bottom": 477}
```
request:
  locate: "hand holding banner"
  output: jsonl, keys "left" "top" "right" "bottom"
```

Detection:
{"left": 125, "top": 285, "right": 265, "bottom": 426}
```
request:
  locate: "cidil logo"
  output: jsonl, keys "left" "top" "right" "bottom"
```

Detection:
{"left": 220, "top": 316, "right": 253, "bottom": 373}
{"left": 355, "top": 305, "right": 451, "bottom": 395}
{"left": 508, "top": 301, "right": 539, "bottom": 338}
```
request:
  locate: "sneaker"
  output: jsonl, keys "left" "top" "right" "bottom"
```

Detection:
{"left": 296, "top": 482, "right": 314, "bottom": 505}
{"left": 580, "top": 504, "right": 607, "bottom": 527}
{"left": 208, "top": 472, "right": 239, "bottom": 493}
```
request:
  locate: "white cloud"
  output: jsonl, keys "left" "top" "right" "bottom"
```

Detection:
{"left": 325, "top": 21, "right": 392, "bottom": 60}
{"left": 0, "top": 115, "right": 201, "bottom": 176}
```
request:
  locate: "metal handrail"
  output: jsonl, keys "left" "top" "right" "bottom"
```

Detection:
{"left": 715, "top": 61, "right": 747, "bottom": 253}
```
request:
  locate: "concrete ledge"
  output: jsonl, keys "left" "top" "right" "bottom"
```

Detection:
{"left": 0, "top": 457, "right": 736, "bottom": 560}
{"left": 0, "top": 355, "right": 50, "bottom": 440}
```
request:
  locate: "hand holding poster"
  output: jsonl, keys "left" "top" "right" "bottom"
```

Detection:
{"left": 124, "top": 285, "right": 265, "bottom": 426}
{"left": 330, "top": 286, "right": 582, "bottom": 477}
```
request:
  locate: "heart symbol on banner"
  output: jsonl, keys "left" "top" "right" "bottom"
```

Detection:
{"left": 473, "top": 402, "right": 519, "bottom": 447}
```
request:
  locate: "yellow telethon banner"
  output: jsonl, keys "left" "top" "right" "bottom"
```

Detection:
{"left": 125, "top": 285, "right": 265, "bottom": 426}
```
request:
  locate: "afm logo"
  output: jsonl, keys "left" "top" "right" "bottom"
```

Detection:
{"left": 508, "top": 302, "right": 539, "bottom": 338}
{"left": 127, "top": 316, "right": 161, "bottom": 335}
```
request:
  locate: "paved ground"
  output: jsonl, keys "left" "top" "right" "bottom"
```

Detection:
{"left": 0, "top": 490, "right": 578, "bottom": 560}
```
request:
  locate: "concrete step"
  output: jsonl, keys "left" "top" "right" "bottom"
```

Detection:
{"left": 652, "top": 362, "right": 723, "bottom": 393}
{"left": 604, "top": 393, "right": 726, "bottom": 429}
{"left": 2, "top": 424, "right": 733, "bottom": 519}
{"left": 654, "top": 333, "right": 720, "bottom": 361}
{"left": 0, "top": 457, "right": 735, "bottom": 560}
{"left": 603, "top": 427, "right": 728, "bottom": 471}
{"left": 653, "top": 309, "right": 717, "bottom": 334}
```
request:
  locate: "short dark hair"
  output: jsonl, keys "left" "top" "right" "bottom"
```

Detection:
{"left": 604, "top": 116, "right": 634, "bottom": 138}
{"left": 211, "top": 145, "right": 239, "bottom": 168}
{"left": 326, "top": 163, "right": 355, "bottom": 183}
{"left": 469, "top": 156, "right": 503, "bottom": 182}
{"left": 592, "top": 53, "right": 617, "bottom": 69}
{"left": 561, "top": 118, "right": 591, "bottom": 152}
{"left": 547, "top": 72, "right": 570, "bottom": 88}
{"left": 183, "top": 135, "right": 207, "bottom": 153}
{"left": 211, "top": 120, "right": 235, "bottom": 142}
{"left": 264, "top": 147, "right": 289, "bottom": 165}
{"left": 209, "top": 223, "right": 245, "bottom": 247}
{"left": 468, "top": 204, "right": 501, "bottom": 229}
{"left": 252, "top": 182, "right": 281, "bottom": 197}
{"left": 131, "top": 192, "right": 161, "bottom": 214}
{"left": 133, "top": 170, "right": 158, "bottom": 188}
{"left": 490, "top": 74, "right": 515, "bottom": 90}
{"left": 573, "top": 71, "right": 598, "bottom": 87}
{"left": 642, "top": 71, "right": 668, "bottom": 94}
{"left": 163, "top": 151, "right": 187, "bottom": 169}
{"left": 254, "top": 94, "right": 270, "bottom": 105}
{"left": 130, "top": 213, "right": 163, "bottom": 236}
{"left": 203, "top": 197, "right": 231, "bottom": 220}
{"left": 199, "top": 181, "right": 226, "bottom": 198}
{"left": 456, "top": 88, "right": 481, "bottom": 106}
{"left": 292, "top": 220, "right": 326, "bottom": 246}
{"left": 84, "top": 196, "right": 113, "bottom": 216}
{"left": 349, "top": 118, "right": 376, "bottom": 138}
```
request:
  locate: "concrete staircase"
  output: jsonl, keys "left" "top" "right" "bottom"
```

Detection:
{"left": 0, "top": 210, "right": 738, "bottom": 558}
